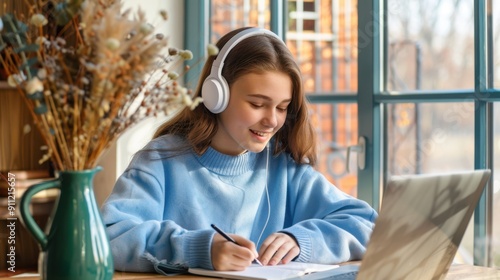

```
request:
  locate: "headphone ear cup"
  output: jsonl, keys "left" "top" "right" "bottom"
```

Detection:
{"left": 202, "top": 75, "right": 230, "bottom": 114}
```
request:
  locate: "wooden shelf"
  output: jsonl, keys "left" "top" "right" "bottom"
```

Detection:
{"left": 0, "top": 81, "right": 14, "bottom": 90}
{"left": 0, "top": 83, "right": 48, "bottom": 171}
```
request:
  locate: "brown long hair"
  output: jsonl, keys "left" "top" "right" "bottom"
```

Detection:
{"left": 154, "top": 27, "right": 317, "bottom": 166}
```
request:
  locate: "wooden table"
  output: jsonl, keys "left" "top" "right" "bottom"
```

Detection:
{"left": 444, "top": 264, "right": 500, "bottom": 279}
{"left": 3, "top": 263, "right": 499, "bottom": 279}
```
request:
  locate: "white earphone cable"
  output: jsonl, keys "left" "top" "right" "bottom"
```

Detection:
{"left": 256, "top": 144, "right": 271, "bottom": 246}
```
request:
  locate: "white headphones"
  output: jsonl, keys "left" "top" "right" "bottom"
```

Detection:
{"left": 202, "top": 28, "right": 283, "bottom": 114}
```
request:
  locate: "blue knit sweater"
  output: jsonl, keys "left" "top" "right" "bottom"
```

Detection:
{"left": 101, "top": 135, "right": 377, "bottom": 274}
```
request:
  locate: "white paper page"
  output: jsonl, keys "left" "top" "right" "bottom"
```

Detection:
{"left": 188, "top": 262, "right": 340, "bottom": 280}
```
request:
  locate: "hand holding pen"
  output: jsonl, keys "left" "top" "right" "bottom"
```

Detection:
{"left": 211, "top": 224, "right": 262, "bottom": 269}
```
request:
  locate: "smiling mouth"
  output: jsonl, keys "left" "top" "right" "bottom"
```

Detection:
{"left": 250, "top": 129, "right": 268, "bottom": 137}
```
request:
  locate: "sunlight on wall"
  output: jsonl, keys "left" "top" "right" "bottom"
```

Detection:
{"left": 94, "top": 1, "right": 185, "bottom": 206}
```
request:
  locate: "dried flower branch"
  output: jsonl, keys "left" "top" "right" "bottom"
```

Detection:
{"left": 0, "top": 0, "right": 204, "bottom": 171}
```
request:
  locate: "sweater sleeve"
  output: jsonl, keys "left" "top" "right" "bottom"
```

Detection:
{"left": 280, "top": 165, "right": 378, "bottom": 264}
{"left": 100, "top": 167, "right": 215, "bottom": 273}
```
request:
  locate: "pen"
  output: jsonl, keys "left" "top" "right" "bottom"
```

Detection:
{"left": 210, "top": 224, "right": 263, "bottom": 266}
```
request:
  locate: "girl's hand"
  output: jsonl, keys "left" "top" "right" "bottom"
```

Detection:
{"left": 211, "top": 233, "right": 259, "bottom": 271}
{"left": 258, "top": 232, "right": 300, "bottom": 266}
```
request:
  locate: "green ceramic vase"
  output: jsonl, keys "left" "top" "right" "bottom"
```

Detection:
{"left": 20, "top": 167, "right": 114, "bottom": 280}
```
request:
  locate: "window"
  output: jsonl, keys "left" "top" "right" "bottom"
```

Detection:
{"left": 377, "top": 0, "right": 500, "bottom": 267}
{"left": 185, "top": 0, "right": 500, "bottom": 268}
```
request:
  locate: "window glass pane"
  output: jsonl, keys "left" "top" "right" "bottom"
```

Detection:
{"left": 494, "top": 103, "right": 500, "bottom": 267}
{"left": 288, "top": 0, "right": 357, "bottom": 94}
{"left": 310, "top": 103, "right": 358, "bottom": 197}
{"left": 387, "top": 0, "right": 474, "bottom": 91}
{"left": 494, "top": 0, "right": 500, "bottom": 89}
{"left": 211, "top": 0, "right": 358, "bottom": 94}
{"left": 386, "top": 102, "right": 476, "bottom": 263}
{"left": 386, "top": 103, "right": 474, "bottom": 175}
{"left": 211, "top": 0, "right": 271, "bottom": 42}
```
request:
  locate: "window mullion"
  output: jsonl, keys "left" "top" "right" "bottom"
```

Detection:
{"left": 473, "top": 0, "right": 493, "bottom": 267}
{"left": 357, "top": 0, "right": 383, "bottom": 210}
{"left": 184, "top": 0, "right": 210, "bottom": 87}
{"left": 270, "top": 0, "right": 286, "bottom": 39}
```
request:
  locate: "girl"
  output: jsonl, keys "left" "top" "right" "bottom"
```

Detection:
{"left": 101, "top": 27, "right": 377, "bottom": 275}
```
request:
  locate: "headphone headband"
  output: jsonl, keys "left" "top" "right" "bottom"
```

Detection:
{"left": 202, "top": 28, "right": 284, "bottom": 113}
{"left": 210, "top": 28, "right": 281, "bottom": 77}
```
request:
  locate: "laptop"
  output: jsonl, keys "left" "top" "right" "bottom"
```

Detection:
{"left": 292, "top": 169, "right": 491, "bottom": 280}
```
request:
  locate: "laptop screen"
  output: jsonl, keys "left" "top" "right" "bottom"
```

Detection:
{"left": 356, "top": 170, "right": 491, "bottom": 280}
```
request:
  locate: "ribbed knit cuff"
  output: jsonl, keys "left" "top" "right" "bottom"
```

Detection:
{"left": 185, "top": 229, "right": 215, "bottom": 269}
{"left": 281, "top": 228, "right": 312, "bottom": 262}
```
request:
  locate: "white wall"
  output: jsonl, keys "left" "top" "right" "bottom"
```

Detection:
{"left": 94, "top": 0, "right": 185, "bottom": 206}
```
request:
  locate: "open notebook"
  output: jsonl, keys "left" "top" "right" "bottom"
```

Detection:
{"left": 188, "top": 262, "right": 339, "bottom": 280}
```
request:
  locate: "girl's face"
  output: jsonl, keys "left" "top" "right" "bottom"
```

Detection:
{"left": 210, "top": 71, "right": 292, "bottom": 155}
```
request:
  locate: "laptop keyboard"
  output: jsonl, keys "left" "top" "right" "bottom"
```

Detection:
{"left": 293, "top": 265, "right": 359, "bottom": 280}
{"left": 318, "top": 271, "right": 358, "bottom": 280}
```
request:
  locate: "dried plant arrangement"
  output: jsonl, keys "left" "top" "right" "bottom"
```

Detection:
{"left": 0, "top": 0, "right": 204, "bottom": 171}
